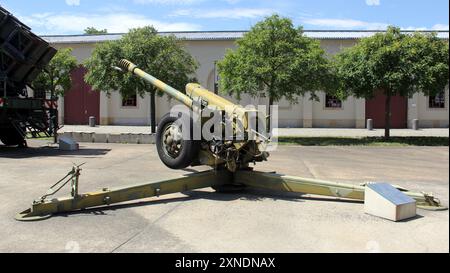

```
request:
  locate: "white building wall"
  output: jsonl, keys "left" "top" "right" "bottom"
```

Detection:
{"left": 319, "top": 39, "right": 357, "bottom": 55}
{"left": 53, "top": 43, "right": 93, "bottom": 63}
{"left": 312, "top": 92, "right": 365, "bottom": 128}
{"left": 408, "top": 88, "right": 449, "bottom": 128}
{"left": 52, "top": 38, "right": 448, "bottom": 128}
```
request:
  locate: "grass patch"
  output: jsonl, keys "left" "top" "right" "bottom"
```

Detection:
{"left": 278, "top": 136, "right": 449, "bottom": 146}
{"left": 26, "top": 132, "right": 54, "bottom": 141}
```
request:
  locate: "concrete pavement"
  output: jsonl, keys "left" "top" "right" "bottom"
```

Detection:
{"left": 0, "top": 140, "right": 448, "bottom": 252}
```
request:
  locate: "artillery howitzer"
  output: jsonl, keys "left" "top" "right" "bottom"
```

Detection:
{"left": 116, "top": 59, "right": 270, "bottom": 173}
{"left": 16, "top": 60, "right": 446, "bottom": 221}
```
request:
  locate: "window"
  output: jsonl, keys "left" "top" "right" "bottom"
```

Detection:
{"left": 429, "top": 91, "right": 445, "bottom": 109}
{"left": 122, "top": 94, "right": 137, "bottom": 107}
{"left": 325, "top": 95, "right": 342, "bottom": 108}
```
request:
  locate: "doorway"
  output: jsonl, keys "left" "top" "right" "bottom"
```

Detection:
{"left": 64, "top": 66, "right": 99, "bottom": 125}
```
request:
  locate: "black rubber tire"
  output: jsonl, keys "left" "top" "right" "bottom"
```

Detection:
{"left": 156, "top": 113, "right": 199, "bottom": 169}
{"left": 0, "top": 128, "right": 25, "bottom": 147}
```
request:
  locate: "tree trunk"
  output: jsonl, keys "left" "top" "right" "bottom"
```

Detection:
{"left": 267, "top": 95, "right": 273, "bottom": 133}
{"left": 51, "top": 90, "right": 58, "bottom": 144}
{"left": 150, "top": 89, "right": 156, "bottom": 134}
{"left": 384, "top": 92, "right": 391, "bottom": 139}
{"left": 53, "top": 107, "right": 58, "bottom": 144}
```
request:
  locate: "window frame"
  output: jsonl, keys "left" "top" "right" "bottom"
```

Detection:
{"left": 324, "top": 94, "right": 343, "bottom": 109}
{"left": 428, "top": 91, "right": 446, "bottom": 109}
{"left": 121, "top": 93, "right": 138, "bottom": 108}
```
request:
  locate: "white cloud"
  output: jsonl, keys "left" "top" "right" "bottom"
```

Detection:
{"left": 400, "top": 24, "right": 449, "bottom": 31}
{"left": 432, "top": 24, "right": 449, "bottom": 30}
{"left": 65, "top": 0, "right": 80, "bottom": 6}
{"left": 19, "top": 12, "right": 201, "bottom": 35}
{"left": 133, "top": 0, "right": 203, "bottom": 4}
{"left": 302, "top": 17, "right": 449, "bottom": 31}
{"left": 402, "top": 26, "right": 427, "bottom": 31}
{"left": 302, "top": 18, "right": 388, "bottom": 30}
{"left": 170, "top": 8, "right": 275, "bottom": 19}
{"left": 365, "top": 0, "right": 380, "bottom": 6}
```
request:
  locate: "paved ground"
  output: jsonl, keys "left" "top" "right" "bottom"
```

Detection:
{"left": 277, "top": 128, "right": 449, "bottom": 137}
{"left": 0, "top": 140, "right": 448, "bottom": 253}
{"left": 59, "top": 125, "right": 449, "bottom": 137}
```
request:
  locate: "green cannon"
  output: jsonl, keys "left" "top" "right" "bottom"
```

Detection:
{"left": 117, "top": 59, "right": 270, "bottom": 172}
{"left": 15, "top": 59, "right": 446, "bottom": 221}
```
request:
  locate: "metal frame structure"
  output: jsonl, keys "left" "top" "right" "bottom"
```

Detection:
{"left": 1, "top": 6, "right": 59, "bottom": 146}
{"left": 16, "top": 164, "right": 446, "bottom": 221}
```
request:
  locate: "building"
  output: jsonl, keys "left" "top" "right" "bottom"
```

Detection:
{"left": 42, "top": 30, "right": 449, "bottom": 128}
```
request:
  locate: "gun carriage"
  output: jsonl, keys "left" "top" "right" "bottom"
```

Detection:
{"left": 16, "top": 60, "right": 446, "bottom": 221}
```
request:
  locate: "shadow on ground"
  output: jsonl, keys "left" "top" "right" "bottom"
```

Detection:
{"left": 0, "top": 145, "right": 111, "bottom": 158}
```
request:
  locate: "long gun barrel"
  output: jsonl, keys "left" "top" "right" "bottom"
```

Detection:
{"left": 117, "top": 58, "right": 269, "bottom": 172}
{"left": 118, "top": 59, "right": 193, "bottom": 108}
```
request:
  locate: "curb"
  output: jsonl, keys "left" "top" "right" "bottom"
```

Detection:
{"left": 59, "top": 132, "right": 156, "bottom": 144}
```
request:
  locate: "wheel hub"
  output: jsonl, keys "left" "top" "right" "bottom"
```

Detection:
{"left": 162, "top": 123, "right": 183, "bottom": 158}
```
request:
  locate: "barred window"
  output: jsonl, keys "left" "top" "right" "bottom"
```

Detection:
{"left": 325, "top": 95, "right": 342, "bottom": 108}
{"left": 122, "top": 94, "right": 137, "bottom": 107}
{"left": 429, "top": 92, "right": 445, "bottom": 108}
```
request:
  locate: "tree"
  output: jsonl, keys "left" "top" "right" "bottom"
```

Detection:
{"left": 333, "top": 26, "right": 449, "bottom": 138}
{"left": 31, "top": 47, "right": 78, "bottom": 142}
{"left": 84, "top": 27, "right": 108, "bottom": 34}
{"left": 84, "top": 26, "right": 198, "bottom": 133}
{"left": 31, "top": 48, "right": 78, "bottom": 98}
{"left": 217, "top": 14, "right": 331, "bottom": 129}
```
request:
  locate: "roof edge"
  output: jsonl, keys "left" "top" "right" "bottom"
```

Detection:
{"left": 41, "top": 29, "right": 450, "bottom": 38}
{"left": 42, "top": 30, "right": 449, "bottom": 44}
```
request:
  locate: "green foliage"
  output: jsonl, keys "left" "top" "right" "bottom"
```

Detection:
{"left": 84, "top": 27, "right": 108, "bottom": 34}
{"left": 31, "top": 48, "right": 78, "bottom": 97}
{"left": 217, "top": 14, "right": 331, "bottom": 103}
{"left": 333, "top": 26, "right": 449, "bottom": 99}
{"left": 84, "top": 26, "right": 198, "bottom": 98}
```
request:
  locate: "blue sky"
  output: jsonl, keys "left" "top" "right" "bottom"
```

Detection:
{"left": 1, "top": 0, "right": 448, "bottom": 35}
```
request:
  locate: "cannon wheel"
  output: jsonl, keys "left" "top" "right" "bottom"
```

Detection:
{"left": 156, "top": 113, "right": 199, "bottom": 169}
